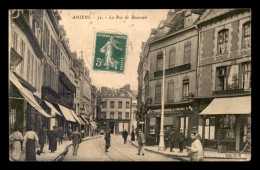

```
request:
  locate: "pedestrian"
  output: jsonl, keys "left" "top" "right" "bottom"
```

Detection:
{"left": 9, "top": 125, "right": 23, "bottom": 161}
{"left": 122, "top": 129, "right": 128, "bottom": 144}
{"left": 39, "top": 125, "right": 47, "bottom": 153}
{"left": 104, "top": 128, "right": 111, "bottom": 152}
{"left": 178, "top": 129, "right": 185, "bottom": 153}
{"left": 186, "top": 133, "right": 203, "bottom": 161}
{"left": 164, "top": 126, "right": 170, "bottom": 150}
{"left": 131, "top": 129, "right": 135, "bottom": 141}
{"left": 58, "top": 126, "right": 64, "bottom": 145}
{"left": 23, "top": 126, "right": 40, "bottom": 161}
{"left": 168, "top": 127, "right": 175, "bottom": 152}
{"left": 68, "top": 128, "right": 73, "bottom": 140}
{"left": 48, "top": 126, "right": 58, "bottom": 153}
{"left": 137, "top": 129, "right": 145, "bottom": 156}
{"left": 71, "top": 126, "right": 82, "bottom": 156}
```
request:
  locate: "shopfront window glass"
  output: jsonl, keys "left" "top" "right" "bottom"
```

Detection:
{"left": 149, "top": 118, "right": 156, "bottom": 137}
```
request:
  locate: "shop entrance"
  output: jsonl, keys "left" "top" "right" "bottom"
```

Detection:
{"left": 109, "top": 122, "right": 114, "bottom": 134}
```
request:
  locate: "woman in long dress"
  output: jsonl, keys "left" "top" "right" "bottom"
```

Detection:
{"left": 23, "top": 126, "right": 40, "bottom": 161}
{"left": 100, "top": 36, "right": 122, "bottom": 70}
{"left": 9, "top": 126, "right": 23, "bottom": 161}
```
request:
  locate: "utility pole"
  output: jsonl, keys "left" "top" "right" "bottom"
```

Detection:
{"left": 158, "top": 49, "right": 166, "bottom": 151}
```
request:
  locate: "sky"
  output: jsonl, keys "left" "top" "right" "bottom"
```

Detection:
{"left": 58, "top": 9, "right": 170, "bottom": 91}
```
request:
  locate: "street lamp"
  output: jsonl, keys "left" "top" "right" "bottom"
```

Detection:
{"left": 158, "top": 49, "right": 166, "bottom": 151}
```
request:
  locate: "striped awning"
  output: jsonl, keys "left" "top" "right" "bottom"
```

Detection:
{"left": 9, "top": 71, "right": 51, "bottom": 118}
{"left": 58, "top": 104, "right": 76, "bottom": 122}
{"left": 44, "top": 100, "right": 62, "bottom": 117}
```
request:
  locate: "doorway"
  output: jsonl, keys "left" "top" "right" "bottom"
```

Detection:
{"left": 156, "top": 117, "right": 161, "bottom": 145}
{"left": 109, "top": 122, "right": 114, "bottom": 134}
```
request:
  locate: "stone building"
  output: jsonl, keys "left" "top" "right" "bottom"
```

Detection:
{"left": 100, "top": 86, "right": 133, "bottom": 135}
{"left": 143, "top": 9, "right": 206, "bottom": 145}
{"left": 196, "top": 9, "right": 251, "bottom": 151}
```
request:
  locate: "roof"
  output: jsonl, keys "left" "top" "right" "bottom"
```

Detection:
{"left": 101, "top": 88, "right": 131, "bottom": 98}
{"left": 197, "top": 9, "right": 241, "bottom": 25}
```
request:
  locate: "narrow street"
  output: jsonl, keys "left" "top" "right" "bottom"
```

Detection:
{"left": 62, "top": 135, "right": 179, "bottom": 161}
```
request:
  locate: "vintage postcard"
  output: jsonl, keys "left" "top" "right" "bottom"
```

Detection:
{"left": 8, "top": 9, "right": 251, "bottom": 162}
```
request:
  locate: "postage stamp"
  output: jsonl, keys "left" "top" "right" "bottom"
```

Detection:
{"left": 93, "top": 32, "right": 127, "bottom": 73}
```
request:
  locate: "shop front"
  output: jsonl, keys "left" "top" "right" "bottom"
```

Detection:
{"left": 145, "top": 106, "right": 194, "bottom": 146}
{"left": 199, "top": 96, "right": 251, "bottom": 151}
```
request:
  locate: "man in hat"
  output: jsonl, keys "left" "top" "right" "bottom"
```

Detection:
{"left": 137, "top": 129, "right": 145, "bottom": 156}
{"left": 104, "top": 128, "right": 111, "bottom": 152}
{"left": 186, "top": 133, "right": 203, "bottom": 161}
{"left": 71, "top": 126, "right": 82, "bottom": 155}
{"left": 39, "top": 125, "right": 47, "bottom": 153}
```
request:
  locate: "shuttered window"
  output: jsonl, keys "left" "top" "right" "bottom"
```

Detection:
{"left": 184, "top": 44, "right": 191, "bottom": 64}
{"left": 155, "top": 84, "right": 161, "bottom": 103}
{"left": 167, "top": 82, "right": 174, "bottom": 102}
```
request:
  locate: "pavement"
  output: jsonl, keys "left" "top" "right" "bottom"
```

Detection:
{"left": 129, "top": 139, "right": 251, "bottom": 161}
{"left": 35, "top": 135, "right": 102, "bottom": 161}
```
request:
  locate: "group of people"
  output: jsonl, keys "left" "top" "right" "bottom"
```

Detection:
{"left": 164, "top": 126, "right": 186, "bottom": 153}
{"left": 9, "top": 124, "right": 82, "bottom": 161}
{"left": 104, "top": 128, "right": 146, "bottom": 156}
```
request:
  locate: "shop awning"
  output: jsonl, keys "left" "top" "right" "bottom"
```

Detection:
{"left": 90, "top": 121, "right": 97, "bottom": 129}
{"left": 58, "top": 104, "right": 76, "bottom": 122}
{"left": 44, "top": 100, "right": 63, "bottom": 117}
{"left": 9, "top": 71, "right": 51, "bottom": 118}
{"left": 80, "top": 115, "right": 89, "bottom": 124}
{"left": 199, "top": 96, "right": 251, "bottom": 115}
{"left": 69, "top": 109, "right": 84, "bottom": 125}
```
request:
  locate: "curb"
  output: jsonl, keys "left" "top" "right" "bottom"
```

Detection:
{"left": 129, "top": 141, "right": 248, "bottom": 161}
{"left": 53, "top": 135, "right": 102, "bottom": 161}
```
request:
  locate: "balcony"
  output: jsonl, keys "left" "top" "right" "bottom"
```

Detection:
{"left": 154, "top": 63, "right": 191, "bottom": 78}
{"left": 212, "top": 89, "right": 251, "bottom": 97}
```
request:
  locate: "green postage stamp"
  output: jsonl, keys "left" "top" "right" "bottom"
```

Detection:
{"left": 93, "top": 32, "right": 127, "bottom": 73}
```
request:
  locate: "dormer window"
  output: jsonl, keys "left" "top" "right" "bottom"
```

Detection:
{"left": 185, "top": 14, "right": 192, "bottom": 27}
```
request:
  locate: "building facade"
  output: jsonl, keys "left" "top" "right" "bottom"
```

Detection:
{"left": 196, "top": 9, "right": 251, "bottom": 151}
{"left": 144, "top": 9, "right": 206, "bottom": 146}
{"left": 100, "top": 86, "right": 132, "bottom": 135}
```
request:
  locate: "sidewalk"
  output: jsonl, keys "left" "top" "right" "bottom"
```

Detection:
{"left": 36, "top": 135, "right": 102, "bottom": 161}
{"left": 129, "top": 140, "right": 251, "bottom": 161}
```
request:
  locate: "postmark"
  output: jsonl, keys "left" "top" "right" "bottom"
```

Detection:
{"left": 93, "top": 32, "right": 127, "bottom": 73}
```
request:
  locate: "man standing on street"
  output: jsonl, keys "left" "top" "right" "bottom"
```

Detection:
{"left": 104, "top": 128, "right": 111, "bottom": 152}
{"left": 137, "top": 129, "right": 145, "bottom": 156}
{"left": 122, "top": 129, "right": 128, "bottom": 144}
{"left": 168, "top": 127, "right": 175, "bottom": 152}
{"left": 39, "top": 125, "right": 47, "bottom": 153}
{"left": 71, "top": 126, "right": 82, "bottom": 156}
{"left": 178, "top": 129, "right": 185, "bottom": 153}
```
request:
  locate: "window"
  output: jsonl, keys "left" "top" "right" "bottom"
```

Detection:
{"left": 167, "top": 82, "right": 174, "bottom": 102}
{"left": 27, "top": 49, "right": 31, "bottom": 81}
{"left": 38, "top": 62, "right": 41, "bottom": 90}
{"left": 110, "top": 101, "right": 114, "bottom": 108}
{"left": 157, "top": 54, "right": 163, "bottom": 71}
{"left": 185, "top": 15, "right": 192, "bottom": 27}
{"left": 110, "top": 112, "right": 114, "bottom": 119}
{"left": 118, "top": 112, "right": 122, "bottom": 119}
{"left": 216, "top": 65, "right": 240, "bottom": 91}
{"left": 241, "top": 62, "right": 251, "bottom": 90}
{"left": 102, "top": 101, "right": 107, "bottom": 108}
{"left": 182, "top": 80, "right": 189, "bottom": 100}
{"left": 184, "top": 44, "right": 191, "bottom": 64}
{"left": 20, "top": 40, "right": 25, "bottom": 75}
{"left": 215, "top": 115, "right": 236, "bottom": 141}
{"left": 243, "top": 22, "right": 251, "bottom": 49}
{"left": 126, "top": 112, "right": 129, "bottom": 119}
{"left": 216, "top": 67, "right": 227, "bottom": 91}
{"left": 101, "top": 112, "right": 106, "bottom": 119}
{"left": 12, "top": 31, "right": 18, "bottom": 51}
{"left": 126, "top": 102, "right": 130, "bottom": 109}
{"left": 118, "top": 101, "right": 122, "bottom": 108}
{"left": 35, "top": 60, "right": 37, "bottom": 88}
{"left": 155, "top": 84, "right": 161, "bottom": 103}
{"left": 31, "top": 56, "right": 34, "bottom": 85}
{"left": 204, "top": 117, "right": 215, "bottom": 140}
{"left": 169, "top": 48, "right": 176, "bottom": 68}
{"left": 180, "top": 116, "right": 189, "bottom": 137}
{"left": 218, "top": 29, "right": 229, "bottom": 54}
{"left": 43, "top": 23, "right": 50, "bottom": 53}
{"left": 9, "top": 108, "right": 16, "bottom": 132}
